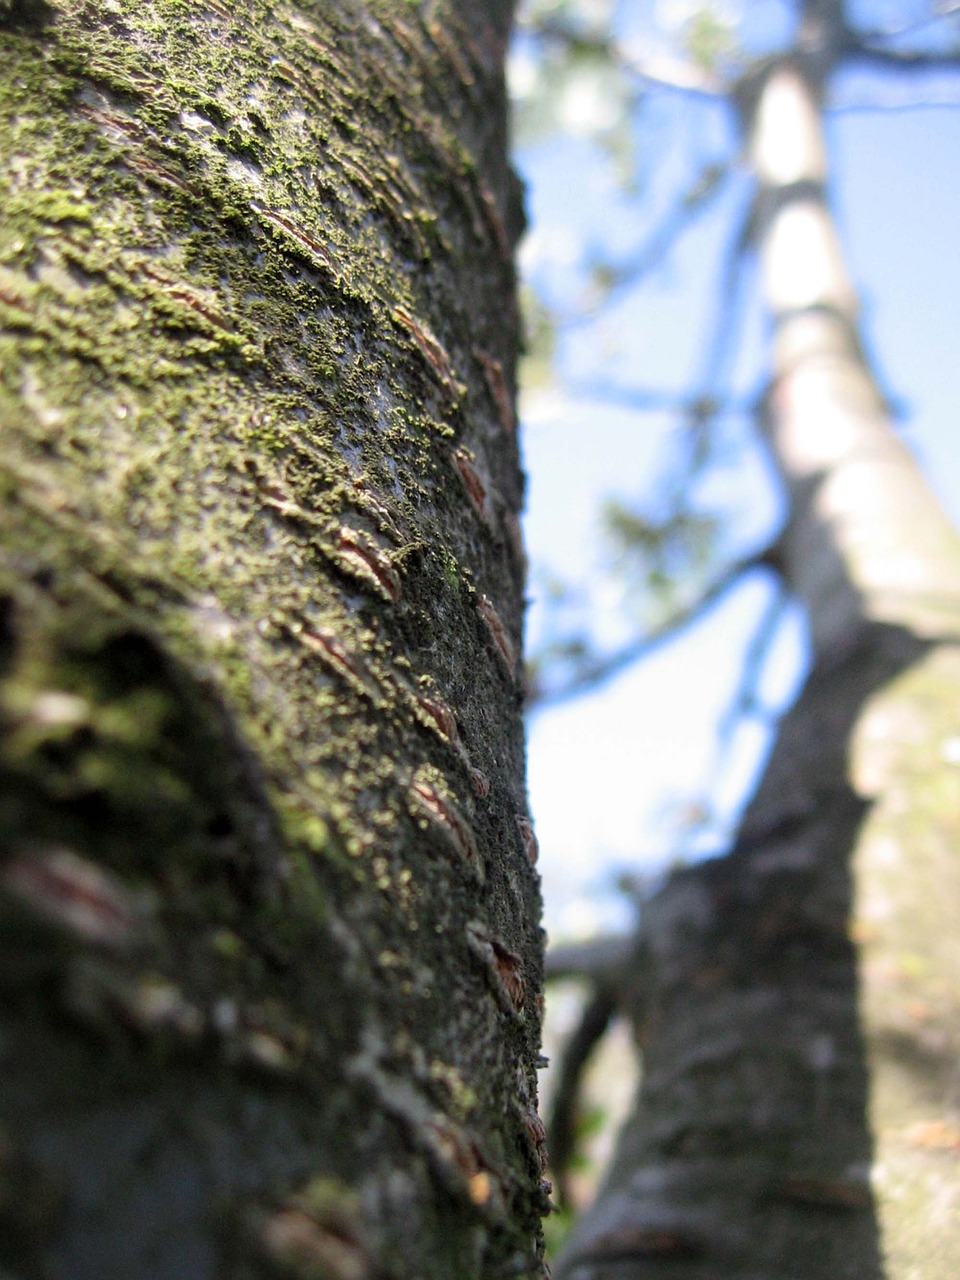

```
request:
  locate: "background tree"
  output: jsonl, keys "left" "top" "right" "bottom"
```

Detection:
{"left": 511, "top": 2, "right": 960, "bottom": 1278}
{"left": 0, "top": 3, "right": 548, "bottom": 1278}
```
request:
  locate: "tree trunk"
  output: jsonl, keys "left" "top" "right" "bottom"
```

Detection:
{"left": 554, "top": 43, "right": 960, "bottom": 1280}
{"left": 0, "top": 4, "right": 546, "bottom": 1278}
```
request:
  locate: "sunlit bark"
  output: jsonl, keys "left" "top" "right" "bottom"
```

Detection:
{"left": 0, "top": 3, "right": 545, "bottom": 1277}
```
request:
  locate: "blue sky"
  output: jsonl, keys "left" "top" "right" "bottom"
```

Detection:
{"left": 512, "top": 5, "right": 960, "bottom": 937}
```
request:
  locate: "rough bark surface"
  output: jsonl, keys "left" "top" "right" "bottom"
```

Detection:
{"left": 0, "top": 3, "right": 546, "bottom": 1278}
{"left": 554, "top": 35, "right": 960, "bottom": 1280}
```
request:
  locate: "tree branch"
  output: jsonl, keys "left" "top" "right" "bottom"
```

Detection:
{"left": 518, "top": 14, "right": 728, "bottom": 100}
{"left": 716, "top": 576, "right": 791, "bottom": 741}
{"left": 852, "top": 5, "right": 960, "bottom": 41}
{"left": 562, "top": 159, "right": 733, "bottom": 328}
{"left": 559, "top": 381, "right": 755, "bottom": 419}
{"left": 830, "top": 88, "right": 960, "bottom": 110}
{"left": 846, "top": 40, "right": 960, "bottom": 74}
{"left": 527, "top": 556, "right": 774, "bottom": 711}
{"left": 546, "top": 985, "right": 618, "bottom": 1210}
{"left": 619, "top": 43, "right": 728, "bottom": 99}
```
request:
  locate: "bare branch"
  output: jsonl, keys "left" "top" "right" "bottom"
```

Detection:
{"left": 546, "top": 985, "right": 618, "bottom": 1209}
{"left": 829, "top": 86, "right": 960, "bottom": 111}
{"left": 848, "top": 43, "right": 960, "bottom": 73}
{"left": 527, "top": 556, "right": 774, "bottom": 712}
{"left": 563, "top": 159, "right": 733, "bottom": 328}
{"left": 619, "top": 43, "right": 729, "bottom": 99}
{"left": 559, "top": 381, "right": 754, "bottom": 419}
{"left": 851, "top": 4, "right": 960, "bottom": 40}
{"left": 559, "top": 194, "right": 758, "bottom": 426}
{"left": 716, "top": 577, "right": 792, "bottom": 742}
{"left": 518, "top": 13, "right": 728, "bottom": 100}
{"left": 695, "top": 195, "right": 756, "bottom": 388}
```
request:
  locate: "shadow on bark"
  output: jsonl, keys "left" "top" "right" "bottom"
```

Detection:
{"left": 554, "top": 622, "right": 928, "bottom": 1280}
{"left": 0, "top": 0, "right": 56, "bottom": 34}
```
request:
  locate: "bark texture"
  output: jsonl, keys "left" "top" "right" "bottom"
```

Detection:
{"left": 554, "top": 29, "right": 960, "bottom": 1280}
{"left": 0, "top": 3, "right": 546, "bottom": 1278}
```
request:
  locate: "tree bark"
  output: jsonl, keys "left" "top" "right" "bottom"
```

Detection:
{"left": 0, "top": 3, "right": 546, "bottom": 1278}
{"left": 554, "top": 31, "right": 960, "bottom": 1280}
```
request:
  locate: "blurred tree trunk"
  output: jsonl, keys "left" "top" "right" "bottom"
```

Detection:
{"left": 0, "top": 3, "right": 547, "bottom": 1278}
{"left": 554, "top": 20, "right": 960, "bottom": 1280}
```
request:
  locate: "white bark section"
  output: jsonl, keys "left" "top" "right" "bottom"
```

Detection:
{"left": 750, "top": 66, "right": 960, "bottom": 656}
{"left": 752, "top": 66, "right": 827, "bottom": 185}
{"left": 762, "top": 201, "right": 855, "bottom": 313}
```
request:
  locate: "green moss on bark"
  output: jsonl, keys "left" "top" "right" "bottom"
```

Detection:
{"left": 1, "top": 2, "right": 542, "bottom": 1277}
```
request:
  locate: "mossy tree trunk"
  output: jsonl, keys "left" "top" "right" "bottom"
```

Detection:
{"left": 0, "top": 3, "right": 547, "bottom": 1278}
{"left": 554, "top": 13, "right": 960, "bottom": 1280}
